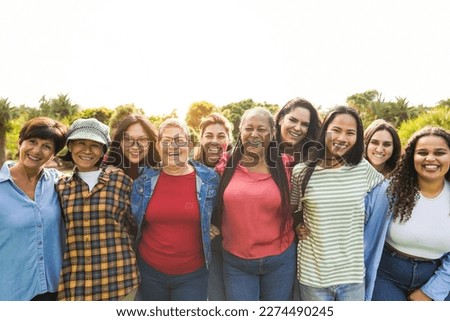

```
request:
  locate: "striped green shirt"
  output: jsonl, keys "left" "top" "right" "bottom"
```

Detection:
{"left": 291, "top": 159, "right": 383, "bottom": 287}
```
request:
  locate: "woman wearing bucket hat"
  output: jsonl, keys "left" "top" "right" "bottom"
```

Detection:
{"left": 56, "top": 118, "right": 139, "bottom": 300}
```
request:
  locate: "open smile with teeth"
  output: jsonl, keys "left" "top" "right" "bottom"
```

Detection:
{"left": 27, "top": 154, "right": 41, "bottom": 161}
{"left": 372, "top": 153, "right": 386, "bottom": 159}
{"left": 79, "top": 155, "right": 95, "bottom": 161}
{"left": 207, "top": 147, "right": 222, "bottom": 154}
{"left": 423, "top": 164, "right": 439, "bottom": 171}
{"left": 333, "top": 143, "right": 347, "bottom": 149}
{"left": 288, "top": 130, "right": 301, "bottom": 138}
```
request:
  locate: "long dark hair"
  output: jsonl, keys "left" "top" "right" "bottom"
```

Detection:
{"left": 275, "top": 97, "right": 321, "bottom": 164}
{"left": 388, "top": 126, "right": 450, "bottom": 223}
{"left": 215, "top": 107, "right": 291, "bottom": 239}
{"left": 364, "top": 119, "right": 401, "bottom": 175}
{"left": 104, "top": 114, "right": 160, "bottom": 177}
{"left": 300, "top": 105, "right": 365, "bottom": 194}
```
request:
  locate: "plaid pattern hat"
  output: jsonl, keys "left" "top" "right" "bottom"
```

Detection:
{"left": 66, "top": 118, "right": 111, "bottom": 147}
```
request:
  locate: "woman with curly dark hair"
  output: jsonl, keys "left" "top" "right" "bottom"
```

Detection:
{"left": 372, "top": 126, "right": 450, "bottom": 301}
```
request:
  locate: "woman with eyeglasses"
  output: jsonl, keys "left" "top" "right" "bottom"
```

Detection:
{"left": 131, "top": 118, "right": 220, "bottom": 301}
{"left": 105, "top": 114, "right": 160, "bottom": 179}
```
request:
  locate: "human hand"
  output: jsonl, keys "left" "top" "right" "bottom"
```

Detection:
{"left": 295, "top": 224, "right": 310, "bottom": 241}
{"left": 407, "top": 289, "right": 432, "bottom": 301}
{"left": 210, "top": 224, "right": 221, "bottom": 240}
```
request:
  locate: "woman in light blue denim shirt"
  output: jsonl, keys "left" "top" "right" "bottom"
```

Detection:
{"left": 0, "top": 117, "right": 67, "bottom": 301}
{"left": 131, "top": 118, "right": 220, "bottom": 301}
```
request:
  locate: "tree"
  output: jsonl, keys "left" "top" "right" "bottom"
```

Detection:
{"left": 78, "top": 107, "right": 113, "bottom": 125}
{"left": 108, "top": 104, "right": 145, "bottom": 134}
{"left": 149, "top": 108, "right": 178, "bottom": 128}
{"left": 346, "top": 90, "right": 380, "bottom": 126}
{"left": 185, "top": 101, "right": 216, "bottom": 138}
{"left": 38, "top": 94, "right": 80, "bottom": 124}
{"left": 0, "top": 98, "right": 19, "bottom": 165}
{"left": 397, "top": 106, "right": 450, "bottom": 146}
{"left": 219, "top": 99, "right": 279, "bottom": 141}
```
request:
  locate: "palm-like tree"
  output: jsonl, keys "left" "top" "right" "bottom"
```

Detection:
{"left": 0, "top": 98, "right": 18, "bottom": 166}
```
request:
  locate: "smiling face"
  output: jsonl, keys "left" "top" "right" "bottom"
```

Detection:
{"left": 325, "top": 114, "right": 357, "bottom": 159}
{"left": 69, "top": 139, "right": 104, "bottom": 172}
{"left": 200, "top": 123, "right": 230, "bottom": 167}
{"left": 414, "top": 135, "right": 450, "bottom": 184}
{"left": 121, "top": 122, "right": 150, "bottom": 165}
{"left": 157, "top": 126, "right": 190, "bottom": 169}
{"left": 18, "top": 137, "right": 55, "bottom": 172}
{"left": 366, "top": 129, "right": 394, "bottom": 170}
{"left": 240, "top": 112, "right": 273, "bottom": 160}
{"left": 279, "top": 106, "right": 311, "bottom": 146}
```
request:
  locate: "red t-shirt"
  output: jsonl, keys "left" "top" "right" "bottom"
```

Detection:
{"left": 138, "top": 171, "right": 204, "bottom": 274}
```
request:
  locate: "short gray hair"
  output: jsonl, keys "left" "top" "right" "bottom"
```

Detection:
{"left": 158, "top": 118, "right": 191, "bottom": 140}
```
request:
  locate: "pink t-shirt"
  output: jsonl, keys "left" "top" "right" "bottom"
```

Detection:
{"left": 216, "top": 154, "right": 294, "bottom": 259}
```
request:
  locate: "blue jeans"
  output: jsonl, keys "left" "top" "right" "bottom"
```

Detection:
{"left": 207, "top": 236, "right": 227, "bottom": 300}
{"left": 299, "top": 282, "right": 364, "bottom": 301}
{"left": 135, "top": 253, "right": 208, "bottom": 301}
{"left": 372, "top": 247, "right": 450, "bottom": 301}
{"left": 223, "top": 242, "right": 296, "bottom": 301}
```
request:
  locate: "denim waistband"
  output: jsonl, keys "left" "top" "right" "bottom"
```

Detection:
{"left": 384, "top": 244, "right": 438, "bottom": 263}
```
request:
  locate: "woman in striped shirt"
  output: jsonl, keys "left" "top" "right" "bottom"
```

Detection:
{"left": 291, "top": 106, "right": 384, "bottom": 301}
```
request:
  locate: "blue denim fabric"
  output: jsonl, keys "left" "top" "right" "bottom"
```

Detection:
{"left": 207, "top": 236, "right": 226, "bottom": 300}
{"left": 0, "top": 162, "right": 64, "bottom": 300}
{"left": 135, "top": 253, "right": 208, "bottom": 301}
{"left": 222, "top": 242, "right": 296, "bottom": 300}
{"left": 131, "top": 160, "right": 220, "bottom": 269}
{"left": 363, "top": 180, "right": 390, "bottom": 300}
{"left": 372, "top": 247, "right": 450, "bottom": 301}
{"left": 299, "top": 282, "right": 364, "bottom": 301}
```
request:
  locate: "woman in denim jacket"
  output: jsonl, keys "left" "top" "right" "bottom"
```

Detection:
{"left": 131, "top": 118, "right": 220, "bottom": 301}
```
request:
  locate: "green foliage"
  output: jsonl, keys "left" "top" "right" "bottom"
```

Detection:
{"left": 397, "top": 106, "right": 450, "bottom": 146}
{"left": 185, "top": 101, "right": 217, "bottom": 140}
{"left": 78, "top": 107, "right": 113, "bottom": 124}
{"left": 0, "top": 98, "right": 20, "bottom": 165}
{"left": 108, "top": 104, "right": 145, "bottom": 133}
{"left": 149, "top": 109, "right": 178, "bottom": 128}
{"left": 38, "top": 94, "right": 80, "bottom": 124}
{"left": 347, "top": 90, "right": 421, "bottom": 128}
{"left": 219, "top": 99, "right": 279, "bottom": 141}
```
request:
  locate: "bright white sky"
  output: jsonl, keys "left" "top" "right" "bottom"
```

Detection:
{"left": 1, "top": 0, "right": 449, "bottom": 119}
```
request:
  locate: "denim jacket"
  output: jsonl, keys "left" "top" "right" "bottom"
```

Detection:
{"left": 131, "top": 160, "right": 220, "bottom": 269}
{"left": 364, "top": 180, "right": 450, "bottom": 301}
{"left": 364, "top": 180, "right": 390, "bottom": 300}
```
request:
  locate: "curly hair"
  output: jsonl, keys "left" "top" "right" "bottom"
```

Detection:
{"left": 387, "top": 126, "right": 450, "bottom": 222}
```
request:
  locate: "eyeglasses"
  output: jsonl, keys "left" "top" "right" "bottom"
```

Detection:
{"left": 159, "top": 137, "right": 189, "bottom": 147}
{"left": 122, "top": 137, "right": 151, "bottom": 148}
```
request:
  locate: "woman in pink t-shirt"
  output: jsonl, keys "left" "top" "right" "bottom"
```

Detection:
{"left": 214, "top": 107, "right": 296, "bottom": 300}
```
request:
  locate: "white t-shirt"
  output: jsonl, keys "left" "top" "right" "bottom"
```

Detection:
{"left": 78, "top": 169, "right": 102, "bottom": 191}
{"left": 387, "top": 180, "right": 450, "bottom": 259}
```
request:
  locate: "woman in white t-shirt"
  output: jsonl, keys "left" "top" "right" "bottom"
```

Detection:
{"left": 372, "top": 126, "right": 450, "bottom": 301}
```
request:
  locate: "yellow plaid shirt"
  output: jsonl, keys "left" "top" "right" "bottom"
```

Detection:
{"left": 56, "top": 168, "right": 139, "bottom": 300}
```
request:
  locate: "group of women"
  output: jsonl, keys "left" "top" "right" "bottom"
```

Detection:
{"left": 1, "top": 97, "right": 449, "bottom": 301}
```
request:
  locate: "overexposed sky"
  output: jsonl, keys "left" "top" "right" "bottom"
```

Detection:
{"left": 1, "top": 0, "right": 449, "bottom": 119}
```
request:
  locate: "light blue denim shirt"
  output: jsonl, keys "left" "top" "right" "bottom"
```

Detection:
{"left": 364, "top": 180, "right": 450, "bottom": 301}
{"left": 364, "top": 180, "right": 390, "bottom": 301}
{"left": 0, "top": 161, "right": 64, "bottom": 300}
{"left": 131, "top": 160, "right": 219, "bottom": 269}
